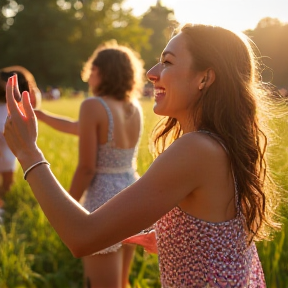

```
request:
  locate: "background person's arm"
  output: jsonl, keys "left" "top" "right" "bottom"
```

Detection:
{"left": 34, "top": 109, "right": 79, "bottom": 135}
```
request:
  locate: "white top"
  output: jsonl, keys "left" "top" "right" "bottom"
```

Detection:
{"left": 0, "top": 103, "right": 17, "bottom": 172}
{"left": 0, "top": 103, "right": 8, "bottom": 133}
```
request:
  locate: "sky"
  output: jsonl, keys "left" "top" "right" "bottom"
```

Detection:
{"left": 122, "top": 0, "right": 288, "bottom": 32}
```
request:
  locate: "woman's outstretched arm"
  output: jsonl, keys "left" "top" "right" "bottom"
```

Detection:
{"left": 4, "top": 75, "right": 215, "bottom": 258}
{"left": 34, "top": 109, "right": 79, "bottom": 135}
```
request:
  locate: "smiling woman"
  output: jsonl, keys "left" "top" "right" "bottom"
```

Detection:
{"left": 148, "top": 35, "right": 215, "bottom": 122}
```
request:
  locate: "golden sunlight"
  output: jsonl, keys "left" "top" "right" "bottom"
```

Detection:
{"left": 123, "top": 0, "right": 288, "bottom": 32}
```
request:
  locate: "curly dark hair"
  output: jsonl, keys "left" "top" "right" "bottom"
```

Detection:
{"left": 82, "top": 40, "right": 144, "bottom": 101}
{"left": 0, "top": 66, "right": 37, "bottom": 103}
{"left": 151, "top": 24, "right": 284, "bottom": 242}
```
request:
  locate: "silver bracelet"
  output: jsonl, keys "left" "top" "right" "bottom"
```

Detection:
{"left": 23, "top": 160, "right": 50, "bottom": 180}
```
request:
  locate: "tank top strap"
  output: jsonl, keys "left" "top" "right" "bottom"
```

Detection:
{"left": 95, "top": 97, "right": 114, "bottom": 141}
{"left": 197, "top": 130, "right": 241, "bottom": 216}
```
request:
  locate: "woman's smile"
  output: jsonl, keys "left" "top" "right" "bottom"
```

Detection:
{"left": 154, "top": 87, "right": 166, "bottom": 102}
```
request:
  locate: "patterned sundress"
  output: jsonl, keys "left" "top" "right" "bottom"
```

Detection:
{"left": 155, "top": 131, "right": 266, "bottom": 288}
{"left": 82, "top": 96, "right": 140, "bottom": 254}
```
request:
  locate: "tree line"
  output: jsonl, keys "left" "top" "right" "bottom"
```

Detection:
{"left": 245, "top": 17, "right": 288, "bottom": 89}
{"left": 0, "top": 0, "right": 287, "bottom": 91}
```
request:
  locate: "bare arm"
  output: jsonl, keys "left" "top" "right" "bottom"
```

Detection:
{"left": 11, "top": 136, "right": 200, "bottom": 258}
{"left": 34, "top": 109, "right": 79, "bottom": 135}
{"left": 3, "top": 76, "right": 215, "bottom": 258}
{"left": 69, "top": 99, "right": 98, "bottom": 201}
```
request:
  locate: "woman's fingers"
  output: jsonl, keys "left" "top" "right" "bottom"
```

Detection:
{"left": 13, "top": 73, "right": 22, "bottom": 102}
{"left": 4, "top": 74, "right": 39, "bottom": 162}
{"left": 6, "top": 75, "right": 20, "bottom": 116}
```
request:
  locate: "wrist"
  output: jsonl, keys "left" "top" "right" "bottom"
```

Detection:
{"left": 17, "top": 146, "right": 46, "bottom": 172}
{"left": 23, "top": 160, "right": 50, "bottom": 180}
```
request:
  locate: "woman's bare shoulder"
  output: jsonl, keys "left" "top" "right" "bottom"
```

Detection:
{"left": 161, "top": 131, "right": 228, "bottom": 171}
{"left": 173, "top": 131, "right": 225, "bottom": 154}
{"left": 81, "top": 96, "right": 103, "bottom": 106}
{"left": 79, "top": 97, "right": 107, "bottom": 123}
{"left": 80, "top": 97, "right": 106, "bottom": 113}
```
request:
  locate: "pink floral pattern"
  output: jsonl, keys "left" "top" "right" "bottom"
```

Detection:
{"left": 156, "top": 206, "right": 266, "bottom": 288}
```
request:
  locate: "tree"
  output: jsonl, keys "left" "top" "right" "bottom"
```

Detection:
{"left": 245, "top": 17, "right": 288, "bottom": 88}
{"left": 0, "top": 0, "right": 150, "bottom": 89}
{"left": 139, "top": 0, "right": 178, "bottom": 70}
{"left": 0, "top": 0, "right": 80, "bottom": 88}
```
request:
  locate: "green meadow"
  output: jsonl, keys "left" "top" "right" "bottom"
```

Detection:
{"left": 0, "top": 96, "right": 287, "bottom": 287}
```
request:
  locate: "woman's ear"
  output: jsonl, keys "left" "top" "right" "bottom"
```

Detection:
{"left": 199, "top": 69, "right": 215, "bottom": 91}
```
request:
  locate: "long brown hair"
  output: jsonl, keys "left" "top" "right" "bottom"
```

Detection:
{"left": 151, "top": 24, "right": 284, "bottom": 241}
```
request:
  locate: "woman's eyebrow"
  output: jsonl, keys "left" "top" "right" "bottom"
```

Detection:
{"left": 161, "top": 51, "right": 176, "bottom": 58}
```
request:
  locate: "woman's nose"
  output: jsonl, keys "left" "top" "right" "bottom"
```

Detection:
{"left": 146, "top": 64, "right": 160, "bottom": 83}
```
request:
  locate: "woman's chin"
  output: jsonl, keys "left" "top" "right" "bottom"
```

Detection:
{"left": 153, "top": 104, "right": 166, "bottom": 116}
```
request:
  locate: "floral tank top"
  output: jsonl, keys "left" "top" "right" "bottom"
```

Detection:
{"left": 155, "top": 131, "right": 266, "bottom": 288}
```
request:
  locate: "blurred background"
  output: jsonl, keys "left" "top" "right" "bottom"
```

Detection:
{"left": 1, "top": 0, "right": 288, "bottom": 95}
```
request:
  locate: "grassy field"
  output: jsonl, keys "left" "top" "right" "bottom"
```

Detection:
{"left": 0, "top": 96, "right": 287, "bottom": 287}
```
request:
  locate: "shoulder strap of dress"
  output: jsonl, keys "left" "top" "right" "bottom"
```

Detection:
{"left": 197, "top": 130, "right": 241, "bottom": 216}
{"left": 95, "top": 97, "right": 114, "bottom": 141}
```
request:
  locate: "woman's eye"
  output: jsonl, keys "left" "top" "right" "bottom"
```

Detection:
{"left": 161, "top": 60, "right": 171, "bottom": 66}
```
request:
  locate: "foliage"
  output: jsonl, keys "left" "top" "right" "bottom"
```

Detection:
{"left": 256, "top": 110, "right": 288, "bottom": 287}
{"left": 245, "top": 18, "right": 288, "bottom": 88}
{"left": 0, "top": 0, "right": 150, "bottom": 90}
{"left": 0, "top": 0, "right": 81, "bottom": 88}
{"left": 2, "top": 2, "right": 287, "bottom": 91}
{"left": 139, "top": 1, "right": 178, "bottom": 70}
{"left": 0, "top": 96, "right": 161, "bottom": 287}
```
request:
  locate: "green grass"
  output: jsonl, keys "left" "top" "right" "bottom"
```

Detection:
{"left": 0, "top": 96, "right": 161, "bottom": 288}
{"left": 0, "top": 96, "right": 287, "bottom": 287}
{"left": 256, "top": 113, "right": 288, "bottom": 287}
